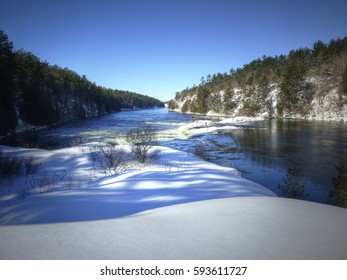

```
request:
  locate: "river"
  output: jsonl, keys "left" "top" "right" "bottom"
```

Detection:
{"left": 1, "top": 108, "right": 346, "bottom": 204}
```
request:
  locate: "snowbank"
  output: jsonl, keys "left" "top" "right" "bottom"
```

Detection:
{"left": 0, "top": 145, "right": 274, "bottom": 225}
{"left": 1, "top": 197, "right": 347, "bottom": 259}
{"left": 1, "top": 144, "right": 347, "bottom": 259}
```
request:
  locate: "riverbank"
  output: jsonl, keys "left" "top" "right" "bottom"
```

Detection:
{"left": 170, "top": 115, "right": 347, "bottom": 204}
{"left": 1, "top": 108, "right": 346, "bottom": 204}
{"left": 0, "top": 144, "right": 275, "bottom": 222}
{"left": 1, "top": 143, "right": 347, "bottom": 259}
{"left": 169, "top": 108, "right": 347, "bottom": 122}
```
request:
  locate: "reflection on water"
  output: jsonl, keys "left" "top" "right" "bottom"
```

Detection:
{"left": 1, "top": 109, "right": 346, "bottom": 204}
{"left": 218, "top": 119, "right": 347, "bottom": 203}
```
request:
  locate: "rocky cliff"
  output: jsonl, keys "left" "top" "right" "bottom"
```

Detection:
{"left": 169, "top": 37, "right": 347, "bottom": 122}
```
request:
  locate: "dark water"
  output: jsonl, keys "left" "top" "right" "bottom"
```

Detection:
{"left": 1, "top": 109, "right": 346, "bottom": 204}
{"left": 210, "top": 119, "right": 347, "bottom": 203}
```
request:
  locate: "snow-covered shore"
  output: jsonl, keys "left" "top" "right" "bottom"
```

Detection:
{"left": 174, "top": 116, "right": 264, "bottom": 139}
{"left": 1, "top": 144, "right": 347, "bottom": 259}
{"left": 0, "top": 145, "right": 274, "bottom": 224}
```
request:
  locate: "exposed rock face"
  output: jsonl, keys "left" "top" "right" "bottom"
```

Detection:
{"left": 169, "top": 37, "right": 347, "bottom": 122}
{"left": 169, "top": 80, "right": 347, "bottom": 122}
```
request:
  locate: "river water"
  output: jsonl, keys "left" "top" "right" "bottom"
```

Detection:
{"left": 1, "top": 108, "right": 346, "bottom": 204}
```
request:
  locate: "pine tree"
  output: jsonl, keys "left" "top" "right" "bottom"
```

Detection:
{"left": 329, "top": 158, "right": 347, "bottom": 208}
{"left": 223, "top": 88, "right": 233, "bottom": 114}
{"left": 278, "top": 162, "right": 307, "bottom": 199}
{"left": 195, "top": 87, "right": 209, "bottom": 114}
{"left": 0, "top": 29, "right": 164, "bottom": 136}
{"left": 277, "top": 61, "right": 306, "bottom": 116}
{"left": 0, "top": 30, "right": 17, "bottom": 134}
{"left": 342, "top": 65, "right": 347, "bottom": 96}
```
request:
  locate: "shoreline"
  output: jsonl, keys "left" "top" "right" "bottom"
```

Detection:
{"left": 0, "top": 143, "right": 347, "bottom": 260}
{"left": 1, "top": 143, "right": 347, "bottom": 259}
{"left": 0, "top": 144, "right": 276, "bottom": 224}
{"left": 169, "top": 108, "right": 347, "bottom": 123}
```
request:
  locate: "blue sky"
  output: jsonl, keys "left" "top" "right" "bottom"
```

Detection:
{"left": 1, "top": 0, "right": 347, "bottom": 101}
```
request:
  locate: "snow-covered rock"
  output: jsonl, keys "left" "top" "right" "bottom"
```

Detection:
{"left": 169, "top": 80, "right": 347, "bottom": 122}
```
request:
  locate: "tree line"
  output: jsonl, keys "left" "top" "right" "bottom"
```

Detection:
{"left": 169, "top": 36, "right": 347, "bottom": 117}
{"left": 0, "top": 30, "right": 163, "bottom": 136}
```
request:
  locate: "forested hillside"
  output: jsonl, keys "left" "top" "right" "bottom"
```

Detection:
{"left": 169, "top": 37, "right": 347, "bottom": 121}
{"left": 0, "top": 30, "right": 163, "bottom": 136}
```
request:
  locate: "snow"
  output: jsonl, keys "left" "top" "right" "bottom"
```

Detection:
{"left": 0, "top": 145, "right": 273, "bottom": 224}
{"left": 175, "top": 116, "right": 264, "bottom": 139}
{"left": 170, "top": 81, "right": 347, "bottom": 122}
{"left": 1, "top": 197, "right": 347, "bottom": 259}
{"left": 219, "top": 116, "right": 264, "bottom": 124}
{"left": 1, "top": 144, "right": 347, "bottom": 259}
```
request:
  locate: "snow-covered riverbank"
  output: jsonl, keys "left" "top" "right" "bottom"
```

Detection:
{"left": 176, "top": 116, "right": 264, "bottom": 136}
{"left": 1, "top": 143, "right": 347, "bottom": 259}
{"left": 0, "top": 144, "right": 274, "bottom": 224}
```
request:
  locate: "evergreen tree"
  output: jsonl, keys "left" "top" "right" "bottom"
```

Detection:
{"left": 342, "top": 65, "right": 347, "bottom": 96}
{"left": 195, "top": 86, "right": 209, "bottom": 114}
{"left": 181, "top": 100, "right": 190, "bottom": 113}
{"left": 0, "top": 29, "right": 164, "bottom": 136}
{"left": 223, "top": 88, "right": 233, "bottom": 114}
{"left": 170, "top": 36, "right": 347, "bottom": 118}
{"left": 278, "top": 162, "right": 307, "bottom": 199}
{"left": 329, "top": 158, "right": 347, "bottom": 208}
{"left": 0, "top": 30, "right": 17, "bottom": 134}
{"left": 277, "top": 61, "right": 306, "bottom": 116}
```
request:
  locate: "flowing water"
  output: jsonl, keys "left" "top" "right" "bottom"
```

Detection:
{"left": 1, "top": 108, "right": 346, "bottom": 204}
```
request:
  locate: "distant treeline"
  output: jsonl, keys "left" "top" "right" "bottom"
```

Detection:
{"left": 169, "top": 36, "right": 347, "bottom": 119}
{"left": 0, "top": 30, "right": 164, "bottom": 136}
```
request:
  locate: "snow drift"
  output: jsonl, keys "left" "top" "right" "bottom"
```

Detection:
{"left": 0, "top": 145, "right": 346, "bottom": 259}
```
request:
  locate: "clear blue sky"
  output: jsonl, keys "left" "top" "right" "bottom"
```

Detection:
{"left": 1, "top": 0, "right": 347, "bottom": 101}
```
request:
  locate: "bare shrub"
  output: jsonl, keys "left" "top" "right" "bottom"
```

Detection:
{"left": 0, "top": 151, "right": 22, "bottom": 182}
{"left": 164, "top": 156, "right": 189, "bottom": 172}
{"left": 125, "top": 126, "right": 158, "bottom": 163}
{"left": 88, "top": 144, "right": 130, "bottom": 175}
{"left": 55, "top": 169, "right": 68, "bottom": 182}
{"left": 24, "top": 156, "right": 41, "bottom": 176}
{"left": 28, "top": 171, "right": 56, "bottom": 193}
{"left": 191, "top": 141, "right": 209, "bottom": 159}
{"left": 64, "top": 173, "right": 74, "bottom": 190}
{"left": 26, "top": 169, "right": 75, "bottom": 194}
{"left": 105, "top": 138, "right": 118, "bottom": 147}
{"left": 69, "top": 137, "right": 88, "bottom": 152}
{"left": 88, "top": 145, "right": 102, "bottom": 162}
